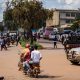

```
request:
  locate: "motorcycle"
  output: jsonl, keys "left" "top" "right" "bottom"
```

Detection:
{"left": 27, "top": 63, "right": 40, "bottom": 78}
{"left": 7, "top": 42, "right": 10, "bottom": 47}
{"left": 11, "top": 40, "right": 15, "bottom": 45}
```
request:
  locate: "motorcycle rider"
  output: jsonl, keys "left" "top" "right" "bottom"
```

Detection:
{"left": 30, "top": 45, "right": 42, "bottom": 73}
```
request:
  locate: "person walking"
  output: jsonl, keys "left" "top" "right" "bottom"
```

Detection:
{"left": 16, "top": 36, "right": 20, "bottom": 46}
{"left": 0, "top": 37, "right": 7, "bottom": 51}
{"left": 53, "top": 36, "right": 58, "bottom": 48}
{"left": 61, "top": 36, "right": 64, "bottom": 44}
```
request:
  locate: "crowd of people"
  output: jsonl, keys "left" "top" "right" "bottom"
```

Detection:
{"left": 52, "top": 34, "right": 73, "bottom": 49}
{"left": 0, "top": 35, "right": 20, "bottom": 51}
{"left": 60, "top": 33, "right": 80, "bottom": 52}
{"left": 0, "top": 32, "right": 42, "bottom": 77}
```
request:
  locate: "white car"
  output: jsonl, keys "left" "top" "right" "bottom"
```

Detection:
{"left": 40, "top": 33, "right": 43, "bottom": 38}
{"left": 9, "top": 32, "right": 17, "bottom": 36}
{"left": 49, "top": 33, "right": 60, "bottom": 40}
{"left": 49, "top": 33, "right": 55, "bottom": 40}
{"left": 67, "top": 47, "right": 80, "bottom": 64}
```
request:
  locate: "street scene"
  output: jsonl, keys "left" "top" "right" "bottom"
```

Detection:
{"left": 0, "top": 0, "right": 80, "bottom": 80}
{"left": 0, "top": 39, "right": 80, "bottom": 80}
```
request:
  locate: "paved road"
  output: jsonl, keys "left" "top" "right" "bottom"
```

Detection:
{"left": 0, "top": 45, "right": 28, "bottom": 80}
{"left": 0, "top": 40, "right": 80, "bottom": 80}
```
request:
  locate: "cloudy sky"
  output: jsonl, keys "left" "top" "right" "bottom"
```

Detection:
{"left": 0, "top": 0, "right": 80, "bottom": 21}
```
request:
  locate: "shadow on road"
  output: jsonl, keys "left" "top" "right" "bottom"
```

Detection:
{"left": 0, "top": 76, "right": 4, "bottom": 80}
{"left": 71, "top": 63, "right": 80, "bottom": 66}
{"left": 37, "top": 74, "right": 62, "bottom": 79}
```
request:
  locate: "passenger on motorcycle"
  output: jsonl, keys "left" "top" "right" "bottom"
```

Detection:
{"left": 22, "top": 44, "right": 31, "bottom": 72}
{"left": 18, "top": 44, "right": 30, "bottom": 71}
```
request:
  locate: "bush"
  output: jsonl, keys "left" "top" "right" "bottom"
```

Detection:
{"left": 32, "top": 41, "right": 44, "bottom": 49}
{"left": 19, "top": 38, "right": 43, "bottom": 49}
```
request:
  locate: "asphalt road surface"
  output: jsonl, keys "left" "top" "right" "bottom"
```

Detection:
{"left": 0, "top": 39, "right": 80, "bottom": 80}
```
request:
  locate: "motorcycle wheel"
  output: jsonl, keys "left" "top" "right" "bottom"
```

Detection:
{"left": 7, "top": 43, "right": 10, "bottom": 47}
{"left": 27, "top": 69, "right": 33, "bottom": 77}
{"left": 33, "top": 68, "right": 38, "bottom": 78}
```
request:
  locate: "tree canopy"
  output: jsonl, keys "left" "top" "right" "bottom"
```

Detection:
{"left": 4, "top": 0, "right": 53, "bottom": 31}
{"left": 71, "top": 13, "right": 80, "bottom": 31}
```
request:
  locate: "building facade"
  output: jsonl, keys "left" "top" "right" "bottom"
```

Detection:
{"left": 46, "top": 9, "right": 80, "bottom": 28}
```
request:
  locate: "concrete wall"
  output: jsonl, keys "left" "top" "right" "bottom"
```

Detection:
{"left": 60, "top": 20, "right": 66, "bottom": 25}
{"left": 60, "top": 12, "right": 66, "bottom": 19}
{"left": 53, "top": 11, "right": 59, "bottom": 26}
{"left": 46, "top": 19, "right": 53, "bottom": 27}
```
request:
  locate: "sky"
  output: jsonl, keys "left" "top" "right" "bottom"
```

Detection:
{"left": 0, "top": 0, "right": 80, "bottom": 22}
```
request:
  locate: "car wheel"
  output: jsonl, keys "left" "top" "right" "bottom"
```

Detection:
{"left": 71, "top": 61, "right": 79, "bottom": 65}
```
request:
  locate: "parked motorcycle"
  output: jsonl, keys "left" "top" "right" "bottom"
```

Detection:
{"left": 7, "top": 42, "right": 10, "bottom": 47}
{"left": 11, "top": 40, "right": 15, "bottom": 45}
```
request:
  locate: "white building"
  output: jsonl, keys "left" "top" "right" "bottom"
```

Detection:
{"left": 46, "top": 9, "right": 80, "bottom": 28}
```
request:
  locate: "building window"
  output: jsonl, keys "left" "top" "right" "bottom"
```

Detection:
{"left": 66, "top": 13, "right": 70, "bottom": 17}
{"left": 66, "top": 20, "right": 71, "bottom": 23}
{"left": 71, "top": 13, "right": 75, "bottom": 17}
{"left": 71, "top": 20, "right": 74, "bottom": 23}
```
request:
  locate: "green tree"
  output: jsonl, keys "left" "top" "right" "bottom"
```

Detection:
{"left": 4, "top": 0, "right": 53, "bottom": 44}
{"left": 71, "top": 13, "right": 80, "bottom": 30}
{"left": 71, "top": 21, "right": 80, "bottom": 31}
{"left": 3, "top": 1, "right": 18, "bottom": 30}
{"left": 0, "top": 24, "right": 4, "bottom": 31}
{"left": 12, "top": 0, "right": 47, "bottom": 29}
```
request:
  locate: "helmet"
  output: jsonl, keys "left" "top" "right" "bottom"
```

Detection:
{"left": 25, "top": 44, "right": 30, "bottom": 48}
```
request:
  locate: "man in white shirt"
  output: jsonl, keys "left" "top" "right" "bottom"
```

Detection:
{"left": 31, "top": 45, "right": 42, "bottom": 63}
